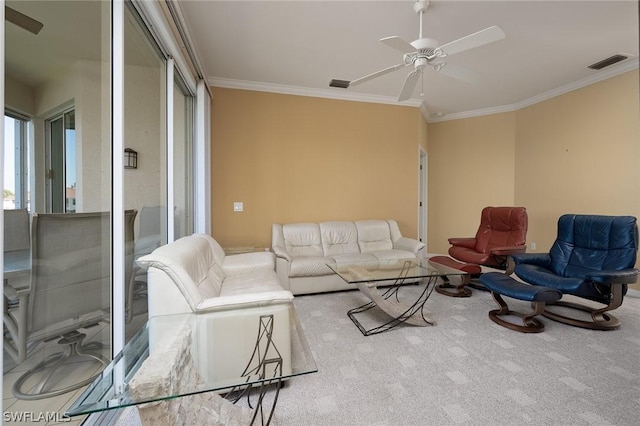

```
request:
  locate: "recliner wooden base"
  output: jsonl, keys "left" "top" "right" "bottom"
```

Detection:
{"left": 543, "top": 300, "right": 621, "bottom": 331}
{"left": 479, "top": 272, "right": 563, "bottom": 333}
{"left": 435, "top": 276, "right": 472, "bottom": 298}
{"left": 488, "top": 293, "right": 547, "bottom": 333}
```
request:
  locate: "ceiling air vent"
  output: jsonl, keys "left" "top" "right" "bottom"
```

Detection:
{"left": 588, "top": 54, "right": 628, "bottom": 70}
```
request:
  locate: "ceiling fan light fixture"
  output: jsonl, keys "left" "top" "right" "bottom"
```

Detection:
{"left": 329, "top": 0, "right": 505, "bottom": 102}
{"left": 433, "top": 62, "right": 446, "bottom": 72}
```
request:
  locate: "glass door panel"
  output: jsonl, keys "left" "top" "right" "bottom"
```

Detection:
{"left": 3, "top": 0, "right": 111, "bottom": 420}
{"left": 173, "top": 75, "right": 195, "bottom": 239}
{"left": 123, "top": 4, "right": 167, "bottom": 338}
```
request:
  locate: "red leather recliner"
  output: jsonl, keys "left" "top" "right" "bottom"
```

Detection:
{"left": 448, "top": 206, "right": 528, "bottom": 269}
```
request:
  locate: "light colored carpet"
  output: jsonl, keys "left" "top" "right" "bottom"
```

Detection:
{"left": 271, "top": 285, "right": 640, "bottom": 425}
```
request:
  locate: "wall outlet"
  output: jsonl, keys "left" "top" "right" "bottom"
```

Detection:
{"left": 233, "top": 202, "right": 243, "bottom": 212}
{"left": 530, "top": 242, "right": 536, "bottom": 251}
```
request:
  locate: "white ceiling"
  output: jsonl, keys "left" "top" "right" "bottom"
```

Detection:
{"left": 177, "top": 0, "right": 639, "bottom": 120}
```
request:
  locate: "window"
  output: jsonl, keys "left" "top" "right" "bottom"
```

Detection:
{"left": 46, "top": 108, "right": 76, "bottom": 213}
{"left": 3, "top": 113, "right": 30, "bottom": 210}
{"left": 173, "top": 73, "right": 195, "bottom": 239}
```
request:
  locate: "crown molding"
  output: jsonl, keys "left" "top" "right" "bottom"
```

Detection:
{"left": 427, "top": 57, "right": 639, "bottom": 123}
{"left": 209, "top": 77, "right": 423, "bottom": 108}
{"left": 210, "top": 57, "right": 639, "bottom": 123}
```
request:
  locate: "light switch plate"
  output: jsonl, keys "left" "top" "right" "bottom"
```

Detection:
{"left": 233, "top": 202, "right": 243, "bottom": 212}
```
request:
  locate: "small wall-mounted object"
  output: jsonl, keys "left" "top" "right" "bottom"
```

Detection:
{"left": 124, "top": 148, "right": 138, "bottom": 169}
{"left": 233, "top": 202, "right": 244, "bottom": 212}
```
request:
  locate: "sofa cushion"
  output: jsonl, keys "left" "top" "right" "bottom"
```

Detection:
{"left": 220, "top": 272, "right": 283, "bottom": 296}
{"left": 355, "top": 220, "right": 393, "bottom": 253}
{"left": 222, "top": 251, "right": 275, "bottom": 277}
{"left": 289, "top": 256, "right": 336, "bottom": 277}
{"left": 369, "top": 249, "right": 416, "bottom": 263}
{"left": 282, "top": 223, "right": 323, "bottom": 257}
{"left": 331, "top": 253, "right": 378, "bottom": 268}
{"left": 320, "top": 221, "right": 360, "bottom": 256}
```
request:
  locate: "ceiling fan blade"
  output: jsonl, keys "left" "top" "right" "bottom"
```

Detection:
{"left": 349, "top": 63, "right": 408, "bottom": 87}
{"left": 5, "top": 6, "right": 44, "bottom": 35}
{"left": 437, "top": 63, "right": 479, "bottom": 83}
{"left": 438, "top": 25, "right": 505, "bottom": 56}
{"left": 398, "top": 70, "right": 420, "bottom": 102}
{"left": 380, "top": 36, "right": 415, "bottom": 54}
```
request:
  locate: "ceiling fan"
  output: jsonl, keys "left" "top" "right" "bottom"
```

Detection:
{"left": 5, "top": 5, "right": 44, "bottom": 35}
{"left": 330, "top": 0, "right": 505, "bottom": 102}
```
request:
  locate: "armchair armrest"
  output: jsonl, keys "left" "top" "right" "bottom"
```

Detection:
{"left": 222, "top": 251, "right": 275, "bottom": 277}
{"left": 586, "top": 268, "right": 640, "bottom": 285}
{"left": 491, "top": 245, "right": 527, "bottom": 256}
{"left": 511, "top": 252, "right": 551, "bottom": 267}
{"left": 448, "top": 237, "right": 476, "bottom": 249}
{"left": 393, "top": 237, "right": 426, "bottom": 255}
{"left": 271, "top": 244, "right": 292, "bottom": 262}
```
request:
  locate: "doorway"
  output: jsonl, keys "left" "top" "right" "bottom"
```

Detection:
{"left": 418, "top": 148, "right": 427, "bottom": 248}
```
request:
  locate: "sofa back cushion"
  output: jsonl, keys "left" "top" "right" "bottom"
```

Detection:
{"left": 137, "top": 234, "right": 224, "bottom": 309}
{"left": 282, "top": 223, "right": 323, "bottom": 257}
{"left": 320, "top": 221, "right": 360, "bottom": 256}
{"left": 355, "top": 220, "right": 393, "bottom": 253}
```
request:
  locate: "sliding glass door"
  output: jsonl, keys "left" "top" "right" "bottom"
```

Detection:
{"left": 3, "top": 0, "right": 112, "bottom": 417}
{"left": 123, "top": 3, "right": 167, "bottom": 336}
{"left": 3, "top": 0, "right": 203, "bottom": 420}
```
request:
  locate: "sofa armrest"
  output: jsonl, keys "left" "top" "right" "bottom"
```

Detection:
{"left": 511, "top": 252, "right": 551, "bottom": 267}
{"left": 271, "top": 244, "right": 292, "bottom": 262}
{"left": 196, "top": 290, "right": 294, "bottom": 313}
{"left": 586, "top": 268, "right": 640, "bottom": 285}
{"left": 448, "top": 237, "right": 476, "bottom": 249}
{"left": 393, "top": 237, "right": 426, "bottom": 255}
{"left": 222, "top": 251, "right": 275, "bottom": 276}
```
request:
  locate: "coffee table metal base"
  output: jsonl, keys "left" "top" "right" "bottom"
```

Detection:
{"left": 347, "top": 276, "right": 438, "bottom": 336}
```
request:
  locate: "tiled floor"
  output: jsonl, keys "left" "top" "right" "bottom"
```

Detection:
{"left": 3, "top": 314, "right": 147, "bottom": 426}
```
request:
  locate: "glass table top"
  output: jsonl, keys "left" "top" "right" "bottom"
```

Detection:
{"left": 66, "top": 303, "right": 316, "bottom": 417}
{"left": 326, "top": 258, "right": 468, "bottom": 284}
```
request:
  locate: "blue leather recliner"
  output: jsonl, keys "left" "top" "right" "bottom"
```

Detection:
{"left": 511, "top": 214, "right": 639, "bottom": 330}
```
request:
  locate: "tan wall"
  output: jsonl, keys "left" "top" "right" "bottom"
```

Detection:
{"left": 514, "top": 70, "right": 640, "bottom": 254}
{"left": 427, "top": 112, "right": 517, "bottom": 255}
{"left": 428, "top": 69, "right": 640, "bottom": 288}
{"left": 211, "top": 88, "right": 427, "bottom": 249}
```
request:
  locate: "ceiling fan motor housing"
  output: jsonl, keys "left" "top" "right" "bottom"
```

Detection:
{"left": 411, "top": 37, "right": 439, "bottom": 51}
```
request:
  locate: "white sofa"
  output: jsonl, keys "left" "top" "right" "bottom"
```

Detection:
{"left": 137, "top": 233, "right": 293, "bottom": 318}
{"left": 136, "top": 233, "right": 293, "bottom": 388}
{"left": 272, "top": 220, "right": 426, "bottom": 295}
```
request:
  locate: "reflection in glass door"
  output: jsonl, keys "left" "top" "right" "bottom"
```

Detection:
{"left": 3, "top": 0, "right": 111, "bottom": 417}
{"left": 47, "top": 109, "right": 76, "bottom": 213}
{"left": 173, "top": 74, "right": 195, "bottom": 239}
{"left": 3, "top": 113, "right": 30, "bottom": 210}
{"left": 124, "top": 4, "right": 167, "bottom": 339}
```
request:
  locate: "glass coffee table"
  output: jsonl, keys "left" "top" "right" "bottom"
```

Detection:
{"left": 327, "top": 259, "right": 468, "bottom": 336}
{"left": 66, "top": 303, "right": 316, "bottom": 425}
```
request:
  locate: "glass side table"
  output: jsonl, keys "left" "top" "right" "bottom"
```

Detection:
{"left": 66, "top": 303, "right": 316, "bottom": 425}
